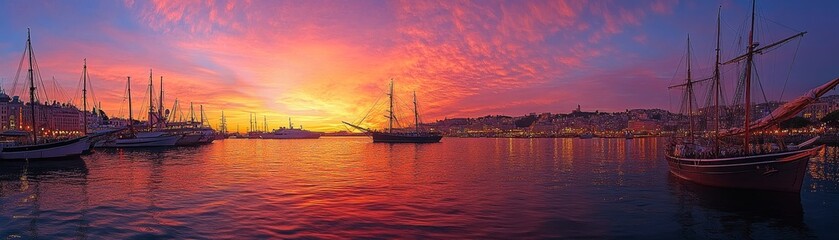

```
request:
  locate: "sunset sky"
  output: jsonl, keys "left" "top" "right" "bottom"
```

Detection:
{"left": 0, "top": 0, "right": 837, "bottom": 132}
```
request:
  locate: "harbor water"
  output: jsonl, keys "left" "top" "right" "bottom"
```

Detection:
{"left": 2, "top": 137, "right": 838, "bottom": 239}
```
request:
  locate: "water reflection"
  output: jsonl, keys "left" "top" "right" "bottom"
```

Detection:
{"left": 0, "top": 159, "right": 89, "bottom": 239}
{"left": 0, "top": 138, "right": 837, "bottom": 238}
{"left": 806, "top": 146, "right": 839, "bottom": 192}
{"left": 667, "top": 174, "right": 814, "bottom": 239}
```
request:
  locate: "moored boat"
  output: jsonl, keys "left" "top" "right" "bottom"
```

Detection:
{"left": 96, "top": 131, "right": 182, "bottom": 148}
{"left": 259, "top": 118, "right": 321, "bottom": 139}
{"left": 665, "top": 3, "right": 833, "bottom": 192}
{"left": 1, "top": 135, "right": 90, "bottom": 160}
{"left": 666, "top": 144, "right": 822, "bottom": 192}
{"left": 0, "top": 29, "right": 90, "bottom": 161}
{"left": 94, "top": 74, "right": 183, "bottom": 148}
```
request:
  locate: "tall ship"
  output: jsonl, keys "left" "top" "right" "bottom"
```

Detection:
{"left": 0, "top": 29, "right": 90, "bottom": 160}
{"left": 665, "top": 3, "right": 833, "bottom": 192}
{"left": 343, "top": 80, "right": 442, "bottom": 143}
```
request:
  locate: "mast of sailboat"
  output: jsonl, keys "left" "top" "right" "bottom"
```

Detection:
{"left": 159, "top": 76, "right": 164, "bottom": 122}
{"left": 190, "top": 102, "right": 195, "bottom": 124}
{"left": 719, "top": 1, "right": 806, "bottom": 142}
{"left": 220, "top": 110, "right": 226, "bottom": 134}
{"left": 413, "top": 91, "right": 419, "bottom": 133}
{"left": 83, "top": 58, "right": 88, "bottom": 136}
{"left": 263, "top": 115, "right": 266, "bottom": 132}
{"left": 686, "top": 35, "right": 694, "bottom": 143}
{"left": 388, "top": 79, "right": 394, "bottom": 133}
{"left": 127, "top": 76, "right": 133, "bottom": 133}
{"left": 148, "top": 69, "right": 154, "bottom": 132}
{"left": 27, "top": 29, "right": 38, "bottom": 143}
{"left": 743, "top": 0, "right": 756, "bottom": 153}
{"left": 170, "top": 98, "right": 178, "bottom": 122}
{"left": 201, "top": 105, "right": 206, "bottom": 127}
{"left": 713, "top": 7, "right": 722, "bottom": 155}
{"left": 289, "top": 117, "right": 292, "bottom": 129}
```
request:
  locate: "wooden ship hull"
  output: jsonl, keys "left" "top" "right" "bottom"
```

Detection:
{"left": 665, "top": 145, "right": 822, "bottom": 192}
{"left": 371, "top": 132, "right": 442, "bottom": 143}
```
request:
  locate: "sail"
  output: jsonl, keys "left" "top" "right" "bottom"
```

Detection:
{"left": 721, "top": 77, "right": 839, "bottom": 136}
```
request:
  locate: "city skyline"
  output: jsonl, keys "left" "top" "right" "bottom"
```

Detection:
{"left": 1, "top": 0, "right": 837, "bottom": 131}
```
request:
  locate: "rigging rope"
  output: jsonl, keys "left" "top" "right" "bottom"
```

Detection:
{"left": 34, "top": 54, "right": 50, "bottom": 103}
{"left": 117, "top": 79, "right": 128, "bottom": 119}
{"left": 752, "top": 60, "right": 769, "bottom": 105}
{"left": 355, "top": 92, "right": 384, "bottom": 127}
{"left": 778, "top": 38, "right": 802, "bottom": 102}
{"left": 667, "top": 46, "right": 687, "bottom": 114}
{"left": 10, "top": 44, "right": 25, "bottom": 97}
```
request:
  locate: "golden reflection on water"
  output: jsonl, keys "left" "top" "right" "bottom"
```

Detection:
{"left": 0, "top": 137, "right": 836, "bottom": 239}
{"left": 806, "top": 146, "right": 839, "bottom": 192}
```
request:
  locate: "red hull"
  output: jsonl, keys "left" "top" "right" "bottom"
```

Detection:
{"left": 665, "top": 146, "right": 823, "bottom": 192}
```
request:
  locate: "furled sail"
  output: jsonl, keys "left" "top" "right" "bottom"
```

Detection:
{"left": 721, "top": 77, "right": 839, "bottom": 136}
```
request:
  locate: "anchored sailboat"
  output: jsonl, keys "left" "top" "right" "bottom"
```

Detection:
{"left": 343, "top": 80, "right": 442, "bottom": 143}
{"left": 665, "top": 3, "right": 832, "bottom": 192}
{"left": 95, "top": 72, "right": 182, "bottom": 148}
{"left": 0, "top": 29, "right": 90, "bottom": 160}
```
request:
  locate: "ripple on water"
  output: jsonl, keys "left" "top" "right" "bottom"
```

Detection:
{"left": 1, "top": 138, "right": 838, "bottom": 238}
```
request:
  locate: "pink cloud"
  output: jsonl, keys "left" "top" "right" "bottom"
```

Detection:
{"left": 1, "top": 0, "right": 688, "bottom": 132}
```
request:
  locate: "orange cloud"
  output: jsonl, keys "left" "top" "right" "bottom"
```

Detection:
{"left": 1, "top": 0, "right": 682, "bottom": 132}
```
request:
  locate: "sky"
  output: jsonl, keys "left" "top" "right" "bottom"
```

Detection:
{"left": 0, "top": 0, "right": 837, "bottom": 132}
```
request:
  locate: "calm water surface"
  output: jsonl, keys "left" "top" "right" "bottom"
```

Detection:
{"left": 2, "top": 137, "right": 838, "bottom": 239}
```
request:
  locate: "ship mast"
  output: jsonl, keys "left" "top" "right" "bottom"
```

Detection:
{"left": 190, "top": 102, "right": 195, "bottom": 124}
{"left": 83, "top": 58, "right": 88, "bottom": 136}
{"left": 201, "top": 105, "right": 206, "bottom": 127}
{"left": 388, "top": 80, "right": 394, "bottom": 133}
{"left": 413, "top": 91, "right": 419, "bottom": 133}
{"left": 686, "top": 35, "right": 694, "bottom": 142}
{"left": 148, "top": 69, "right": 154, "bottom": 132}
{"left": 743, "top": 0, "right": 755, "bottom": 153}
{"left": 713, "top": 7, "right": 722, "bottom": 155}
{"left": 159, "top": 76, "right": 164, "bottom": 122}
{"left": 127, "top": 76, "right": 133, "bottom": 133}
{"left": 220, "top": 110, "right": 226, "bottom": 134}
{"left": 27, "top": 29, "right": 38, "bottom": 143}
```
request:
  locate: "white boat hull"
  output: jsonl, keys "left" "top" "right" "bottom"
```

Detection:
{"left": 258, "top": 129, "right": 321, "bottom": 139}
{"left": 95, "top": 134, "right": 182, "bottom": 148}
{"left": 0, "top": 136, "right": 90, "bottom": 160}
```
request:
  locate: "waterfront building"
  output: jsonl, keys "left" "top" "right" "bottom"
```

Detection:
{"left": 0, "top": 88, "right": 88, "bottom": 136}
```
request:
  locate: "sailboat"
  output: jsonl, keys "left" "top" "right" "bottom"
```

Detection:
{"left": 0, "top": 29, "right": 90, "bottom": 160}
{"left": 343, "top": 80, "right": 442, "bottom": 143}
{"left": 78, "top": 59, "right": 122, "bottom": 153}
{"left": 195, "top": 105, "right": 217, "bottom": 144}
{"left": 214, "top": 110, "right": 229, "bottom": 140}
{"left": 665, "top": 3, "right": 833, "bottom": 192}
{"left": 95, "top": 72, "right": 182, "bottom": 148}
